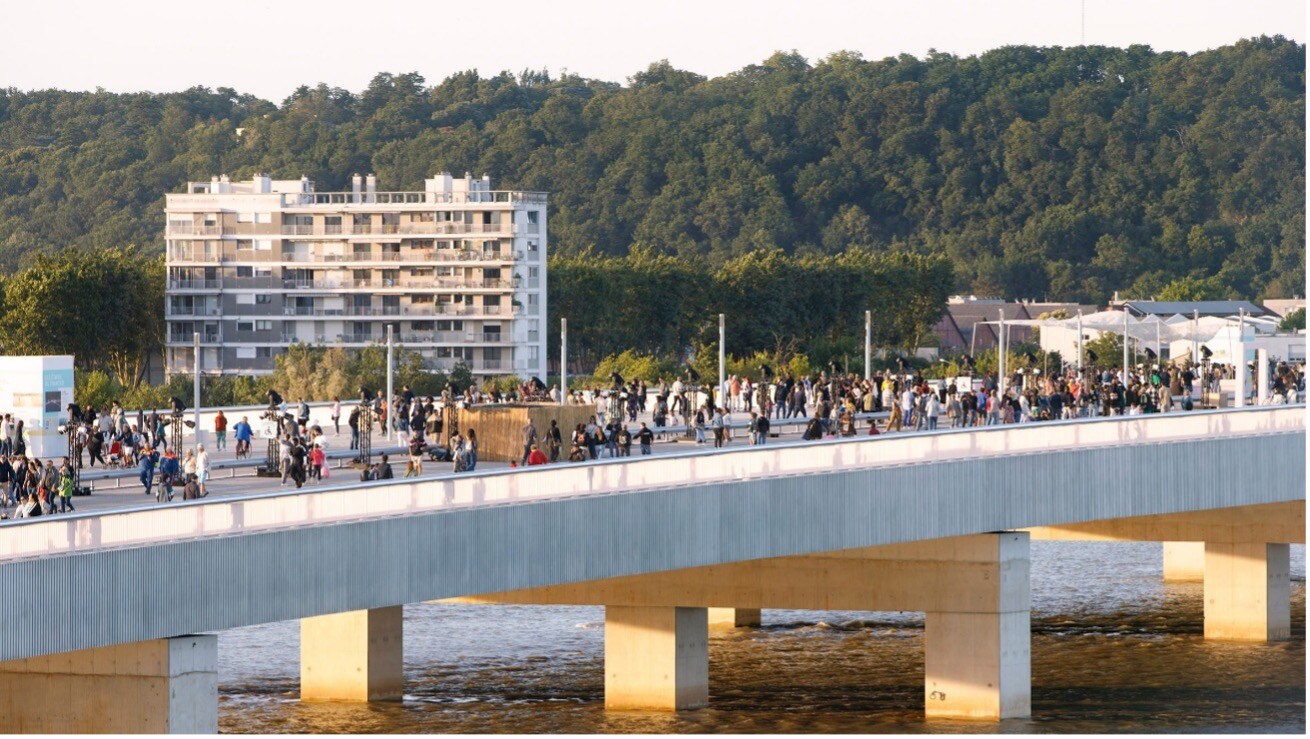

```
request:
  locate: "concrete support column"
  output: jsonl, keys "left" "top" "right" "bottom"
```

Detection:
{"left": 1162, "top": 541, "right": 1205, "bottom": 581}
{"left": 0, "top": 635, "right": 217, "bottom": 734}
{"left": 923, "top": 532, "right": 1031, "bottom": 720}
{"left": 605, "top": 606, "right": 708, "bottom": 710}
{"left": 1203, "top": 542, "right": 1290, "bottom": 641}
{"left": 301, "top": 606, "right": 404, "bottom": 701}
{"left": 708, "top": 607, "right": 761, "bottom": 629}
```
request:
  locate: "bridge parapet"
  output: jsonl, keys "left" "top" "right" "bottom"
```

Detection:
{"left": 1, "top": 406, "right": 1302, "bottom": 563}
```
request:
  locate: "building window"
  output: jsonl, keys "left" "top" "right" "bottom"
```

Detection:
{"left": 237, "top": 322, "right": 254, "bottom": 332}
{"left": 255, "top": 294, "right": 272, "bottom": 304}
{"left": 527, "top": 211, "right": 539, "bottom": 225}
{"left": 256, "top": 320, "right": 273, "bottom": 331}
{"left": 235, "top": 266, "right": 253, "bottom": 277}
{"left": 256, "top": 347, "right": 273, "bottom": 358}
{"left": 411, "top": 321, "right": 434, "bottom": 331}
{"left": 236, "top": 347, "right": 256, "bottom": 359}
{"left": 254, "top": 239, "right": 272, "bottom": 251}
{"left": 436, "top": 320, "right": 463, "bottom": 332}
{"left": 411, "top": 294, "right": 434, "bottom": 304}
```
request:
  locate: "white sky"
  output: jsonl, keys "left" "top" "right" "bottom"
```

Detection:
{"left": 2, "top": 0, "right": 1303, "bottom": 101}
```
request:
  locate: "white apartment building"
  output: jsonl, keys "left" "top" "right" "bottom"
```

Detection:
{"left": 165, "top": 172, "right": 547, "bottom": 379}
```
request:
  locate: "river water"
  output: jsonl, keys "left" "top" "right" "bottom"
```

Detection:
{"left": 217, "top": 542, "right": 1305, "bottom": 734}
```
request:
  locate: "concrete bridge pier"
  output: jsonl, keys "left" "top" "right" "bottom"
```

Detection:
{"left": 301, "top": 606, "right": 404, "bottom": 701}
{"left": 604, "top": 606, "right": 709, "bottom": 710}
{"left": 1204, "top": 542, "right": 1290, "bottom": 642}
{"left": 0, "top": 635, "right": 217, "bottom": 734}
{"left": 1162, "top": 541, "right": 1205, "bottom": 581}
{"left": 708, "top": 607, "right": 761, "bottom": 628}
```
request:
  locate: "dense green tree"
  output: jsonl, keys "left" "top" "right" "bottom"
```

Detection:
{"left": 0, "top": 36, "right": 1301, "bottom": 303}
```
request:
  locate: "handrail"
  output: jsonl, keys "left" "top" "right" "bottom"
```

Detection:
{"left": 1, "top": 406, "right": 1301, "bottom": 560}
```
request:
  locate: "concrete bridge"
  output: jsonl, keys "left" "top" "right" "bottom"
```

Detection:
{"left": 0, "top": 406, "right": 1302, "bottom": 732}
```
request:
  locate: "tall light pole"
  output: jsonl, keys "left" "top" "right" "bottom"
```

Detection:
{"left": 864, "top": 310, "right": 872, "bottom": 380}
{"left": 1192, "top": 309, "right": 1200, "bottom": 366}
{"left": 718, "top": 313, "right": 725, "bottom": 409}
{"left": 560, "top": 317, "right": 568, "bottom": 406}
{"left": 997, "top": 309, "right": 1006, "bottom": 398}
{"left": 386, "top": 323, "right": 394, "bottom": 442}
{"left": 1076, "top": 311, "right": 1084, "bottom": 377}
{"left": 1122, "top": 307, "right": 1130, "bottom": 384}
{"left": 192, "top": 332, "right": 201, "bottom": 441}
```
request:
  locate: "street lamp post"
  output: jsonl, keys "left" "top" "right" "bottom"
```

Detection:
{"left": 864, "top": 310, "right": 872, "bottom": 380}
{"left": 192, "top": 332, "right": 201, "bottom": 440}
{"left": 386, "top": 324, "right": 394, "bottom": 442}
{"left": 718, "top": 313, "right": 725, "bottom": 409}
{"left": 560, "top": 317, "right": 568, "bottom": 406}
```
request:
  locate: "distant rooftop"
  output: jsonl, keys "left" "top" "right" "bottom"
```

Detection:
{"left": 174, "top": 172, "right": 545, "bottom": 207}
{"left": 1118, "top": 300, "right": 1270, "bottom": 318}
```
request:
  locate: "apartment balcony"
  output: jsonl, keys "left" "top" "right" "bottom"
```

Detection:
{"left": 167, "top": 224, "right": 222, "bottom": 237}
{"left": 167, "top": 331, "right": 222, "bottom": 344}
{"left": 277, "top": 190, "right": 547, "bottom": 208}
{"left": 167, "top": 246, "right": 221, "bottom": 263}
{"left": 167, "top": 305, "right": 222, "bottom": 317}
{"left": 167, "top": 279, "right": 222, "bottom": 290}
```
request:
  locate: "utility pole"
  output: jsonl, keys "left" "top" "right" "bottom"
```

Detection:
{"left": 560, "top": 317, "right": 568, "bottom": 405}
{"left": 386, "top": 324, "right": 394, "bottom": 442}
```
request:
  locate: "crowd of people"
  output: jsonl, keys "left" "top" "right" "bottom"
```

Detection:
{"left": 2, "top": 358, "right": 1302, "bottom": 518}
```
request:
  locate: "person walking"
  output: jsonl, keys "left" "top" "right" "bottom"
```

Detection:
{"left": 711, "top": 407, "right": 727, "bottom": 448}
{"left": 213, "top": 410, "right": 228, "bottom": 452}
{"left": 138, "top": 446, "right": 158, "bottom": 496}
{"left": 331, "top": 396, "right": 342, "bottom": 435}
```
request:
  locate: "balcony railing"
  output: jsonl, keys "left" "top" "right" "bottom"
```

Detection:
{"left": 279, "top": 190, "right": 547, "bottom": 207}
{"left": 168, "top": 247, "right": 221, "bottom": 262}
{"left": 168, "top": 279, "right": 222, "bottom": 290}
{"left": 167, "top": 305, "right": 221, "bottom": 317}
{"left": 167, "top": 224, "right": 222, "bottom": 236}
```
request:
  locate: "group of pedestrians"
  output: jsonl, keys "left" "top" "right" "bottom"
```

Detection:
{"left": 0, "top": 455, "right": 77, "bottom": 519}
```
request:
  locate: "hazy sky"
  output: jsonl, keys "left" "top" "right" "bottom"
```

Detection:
{"left": 2, "top": 0, "right": 1303, "bottom": 101}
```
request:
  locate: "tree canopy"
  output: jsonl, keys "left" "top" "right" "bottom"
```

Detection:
{"left": 0, "top": 37, "right": 1301, "bottom": 304}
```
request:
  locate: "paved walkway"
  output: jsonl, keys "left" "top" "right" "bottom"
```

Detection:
{"left": 14, "top": 410, "right": 851, "bottom": 519}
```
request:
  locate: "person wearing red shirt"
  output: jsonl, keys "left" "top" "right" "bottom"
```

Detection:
{"left": 526, "top": 444, "right": 549, "bottom": 466}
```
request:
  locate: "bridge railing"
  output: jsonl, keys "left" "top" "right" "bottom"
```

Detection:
{"left": 1, "top": 406, "right": 1302, "bottom": 561}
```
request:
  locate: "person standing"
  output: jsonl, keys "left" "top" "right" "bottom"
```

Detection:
{"left": 636, "top": 422, "right": 654, "bottom": 455}
{"left": 712, "top": 407, "right": 727, "bottom": 448}
{"left": 214, "top": 410, "right": 228, "bottom": 452}
{"left": 195, "top": 444, "right": 211, "bottom": 497}
{"left": 520, "top": 421, "right": 538, "bottom": 466}
{"left": 465, "top": 429, "right": 478, "bottom": 471}
{"left": 331, "top": 396, "right": 342, "bottom": 434}
{"left": 159, "top": 449, "right": 179, "bottom": 502}
{"left": 546, "top": 420, "right": 562, "bottom": 463}
{"left": 925, "top": 391, "right": 941, "bottom": 431}
{"left": 57, "top": 458, "right": 75, "bottom": 513}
